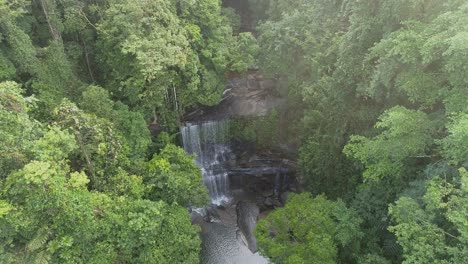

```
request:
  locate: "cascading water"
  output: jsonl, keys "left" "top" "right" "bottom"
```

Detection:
{"left": 181, "top": 120, "right": 233, "bottom": 205}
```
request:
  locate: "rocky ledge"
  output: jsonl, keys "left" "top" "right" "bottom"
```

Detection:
{"left": 183, "top": 72, "right": 285, "bottom": 122}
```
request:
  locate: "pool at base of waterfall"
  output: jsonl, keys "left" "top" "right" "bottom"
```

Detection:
{"left": 199, "top": 222, "right": 267, "bottom": 264}
{"left": 191, "top": 191, "right": 268, "bottom": 264}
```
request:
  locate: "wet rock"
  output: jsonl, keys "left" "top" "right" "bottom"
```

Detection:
{"left": 261, "top": 189, "right": 274, "bottom": 198}
{"left": 216, "top": 203, "right": 227, "bottom": 210}
{"left": 248, "top": 155, "right": 259, "bottom": 163}
{"left": 273, "top": 199, "right": 282, "bottom": 208}
{"left": 207, "top": 204, "right": 220, "bottom": 216}
{"left": 190, "top": 207, "right": 207, "bottom": 224}
{"left": 280, "top": 192, "right": 289, "bottom": 204}
{"left": 236, "top": 201, "right": 260, "bottom": 253}
{"left": 236, "top": 229, "right": 248, "bottom": 247}
{"left": 259, "top": 79, "right": 276, "bottom": 90}
{"left": 264, "top": 197, "right": 274, "bottom": 207}
{"left": 260, "top": 196, "right": 283, "bottom": 210}
{"left": 190, "top": 205, "right": 227, "bottom": 224}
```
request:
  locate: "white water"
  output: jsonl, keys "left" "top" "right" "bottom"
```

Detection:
{"left": 181, "top": 120, "right": 232, "bottom": 205}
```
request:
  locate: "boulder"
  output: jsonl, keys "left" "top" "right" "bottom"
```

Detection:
{"left": 236, "top": 201, "right": 260, "bottom": 253}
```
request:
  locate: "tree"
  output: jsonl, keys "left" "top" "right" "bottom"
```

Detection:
{"left": 0, "top": 0, "right": 38, "bottom": 77}
{"left": 228, "top": 32, "right": 259, "bottom": 72}
{"left": 0, "top": 159, "right": 201, "bottom": 263}
{"left": 0, "top": 1, "right": 260, "bottom": 262}
{"left": 255, "top": 193, "right": 362, "bottom": 264}
{"left": 344, "top": 106, "right": 434, "bottom": 181}
{"left": 145, "top": 144, "right": 209, "bottom": 207}
{"left": 253, "top": 2, "right": 468, "bottom": 263}
{"left": 441, "top": 113, "right": 468, "bottom": 166}
{"left": 0, "top": 115, "right": 201, "bottom": 263}
{"left": 79, "top": 85, "right": 151, "bottom": 164}
{"left": 95, "top": 0, "right": 194, "bottom": 122}
{"left": 0, "top": 81, "right": 39, "bottom": 179}
{"left": 389, "top": 168, "right": 468, "bottom": 263}
{"left": 52, "top": 99, "right": 130, "bottom": 191}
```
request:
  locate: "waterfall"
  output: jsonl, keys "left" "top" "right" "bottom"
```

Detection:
{"left": 181, "top": 120, "right": 232, "bottom": 205}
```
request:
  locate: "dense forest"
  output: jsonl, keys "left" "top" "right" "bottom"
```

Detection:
{"left": 0, "top": 0, "right": 467, "bottom": 263}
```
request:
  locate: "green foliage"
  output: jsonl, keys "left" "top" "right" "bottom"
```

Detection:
{"left": 79, "top": 85, "right": 114, "bottom": 119}
{"left": 82, "top": 193, "right": 201, "bottom": 264}
{"left": 299, "top": 137, "right": 359, "bottom": 200}
{"left": 79, "top": 85, "right": 151, "bottom": 163}
{"left": 0, "top": 0, "right": 258, "bottom": 262}
{"left": 0, "top": 200, "right": 13, "bottom": 219}
{"left": 32, "top": 42, "right": 83, "bottom": 114}
{"left": 0, "top": 52, "right": 16, "bottom": 81}
{"left": 388, "top": 168, "right": 468, "bottom": 263}
{"left": 230, "top": 110, "right": 279, "bottom": 149}
{"left": 229, "top": 32, "right": 259, "bottom": 72}
{"left": 358, "top": 253, "right": 392, "bottom": 264}
{"left": 95, "top": 0, "right": 258, "bottom": 122}
{"left": 344, "top": 106, "right": 434, "bottom": 181}
{"left": 441, "top": 113, "right": 468, "bottom": 166}
{"left": 2, "top": 0, "right": 466, "bottom": 262}
{"left": 247, "top": 0, "right": 270, "bottom": 22}
{"left": 0, "top": 81, "right": 39, "bottom": 178}
{"left": 99, "top": 168, "right": 146, "bottom": 199}
{"left": 31, "top": 126, "right": 77, "bottom": 163}
{"left": 151, "top": 131, "right": 174, "bottom": 153}
{"left": 255, "top": 1, "right": 468, "bottom": 263}
{"left": 0, "top": 160, "right": 201, "bottom": 264}
{"left": 222, "top": 7, "right": 241, "bottom": 32}
{"left": 256, "top": 193, "right": 362, "bottom": 264}
{"left": 97, "top": 0, "right": 188, "bottom": 85}
{"left": 366, "top": 3, "right": 468, "bottom": 110}
{"left": 112, "top": 102, "right": 151, "bottom": 163}
{"left": 0, "top": 0, "right": 38, "bottom": 76}
{"left": 52, "top": 99, "right": 129, "bottom": 191}
{"left": 145, "top": 144, "right": 209, "bottom": 207}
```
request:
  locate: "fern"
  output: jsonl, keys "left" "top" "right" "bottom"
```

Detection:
{"left": 26, "top": 227, "right": 50, "bottom": 252}
{"left": 382, "top": 234, "right": 401, "bottom": 257}
{"left": 32, "top": 250, "right": 50, "bottom": 264}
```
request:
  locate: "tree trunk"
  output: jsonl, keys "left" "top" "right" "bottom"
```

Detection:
{"left": 81, "top": 36, "right": 95, "bottom": 82}
{"left": 38, "top": 0, "right": 62, "bottom": 42}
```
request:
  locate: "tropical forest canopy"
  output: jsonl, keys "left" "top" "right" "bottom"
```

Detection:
{"left": 0, "top": 0, "right": 252, "bottom": 262}
{"left": 0, "top": 0, "right": 467, "bottom": 264}
{"left": 253, "top": 0, "right": 468, "bottom": 263}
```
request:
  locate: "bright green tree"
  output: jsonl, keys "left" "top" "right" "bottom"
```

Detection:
{"left": 441, "top": 113, "right": 468, "bottom": 166}
{"left": 52, "top": 99, "right": 130, "bottom": 191}
{"left": 145, "top": 144, "right": 209, "bottom": 207}
{"left": 389, "top": 168, "right": 468, "bottom": 263}
{"left": 0, "top": 159, "right": 201, "bottom": 263}
{"left": 344, "top": 106, "right": 434, "bottom": 181}
{"left": 0, "top": 81, "right": 39, "bottom": 179}
{"left": 79, "top": 85, "right": 151, "bottom": 164}
{"left": 256, "top": 193, "right": 362, "bottom": 264}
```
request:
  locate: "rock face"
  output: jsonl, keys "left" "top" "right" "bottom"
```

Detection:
{"left": 181, "top": 71, "right": 297, "bottom": 210}
{"left": 229, "top": 165, "right": 296, "bottom": 210}
{"left": 223, "top": 74, "right": 284, "bottom": 117}
{"left": 192, "top": 200, "right": 268, "bottom": 264}
{"left": 226, "top": 140, "right": 298, "bottom": 210}
{"left": 236, "top": 201, "right": 260, "bottom": 253}
{"left": 184, "top": 72, "right": 285, "bottom": 121}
